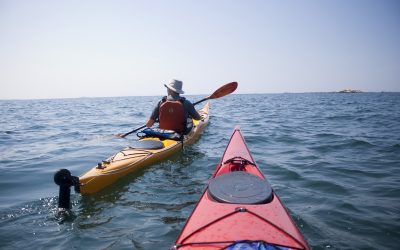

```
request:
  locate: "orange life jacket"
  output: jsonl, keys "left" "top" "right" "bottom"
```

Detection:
{"left": 159, "top": 97, "right": 185, "bottom": 133}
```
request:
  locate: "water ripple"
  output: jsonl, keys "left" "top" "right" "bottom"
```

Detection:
{"left": 1, "top": 93, "right": 400, "bottom": 249}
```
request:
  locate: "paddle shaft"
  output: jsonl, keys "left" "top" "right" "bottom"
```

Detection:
{"left": 120, "top": 125, "right": 146, "bottom": 138}
{"left": 193, "top": 97, "right": 209, "bottom": 106}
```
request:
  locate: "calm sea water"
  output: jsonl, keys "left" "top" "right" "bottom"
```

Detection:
{"left": 0, "top": 93, "right": 399, "bottom": 249}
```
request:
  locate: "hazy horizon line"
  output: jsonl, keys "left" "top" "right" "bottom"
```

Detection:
{"left": 1, "top": 91, "right": 399, "bottom": 101}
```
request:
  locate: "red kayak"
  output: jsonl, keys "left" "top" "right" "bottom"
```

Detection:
{"left": 171, "top": 126, "right": 310, "bottom": 250}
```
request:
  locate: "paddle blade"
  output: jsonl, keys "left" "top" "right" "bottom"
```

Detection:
{"left": 209, "top": 82, "right": 238, "bottom": 99}
{"left": 115, "top": 124, "right": 147, "bottom": 139}
{"left": 115, "top": 133, "right": 126, "bottom": 138}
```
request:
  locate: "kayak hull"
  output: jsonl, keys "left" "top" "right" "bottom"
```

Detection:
{"left": 79, "top": 102, "right": 210, "bottom": 194}
{"left": 172, "top": 126, "right": 309, "bottom": 250}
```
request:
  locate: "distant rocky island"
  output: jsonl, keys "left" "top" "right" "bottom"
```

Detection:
{"left": 338, "top": 89, "right": 362, "bottom": 93}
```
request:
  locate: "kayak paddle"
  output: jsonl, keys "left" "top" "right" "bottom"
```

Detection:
{"left": 116, "top": 124, "right": 146, "bottom": 138}
{"left": 193, "top": 81, "right": 238, "bottom": 105}
{"left": 117, "top": 81, "right": 238, "bottom": 138}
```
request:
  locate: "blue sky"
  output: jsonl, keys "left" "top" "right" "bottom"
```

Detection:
{"left": 0, "top": 0, "right": 399, "bottom": 99}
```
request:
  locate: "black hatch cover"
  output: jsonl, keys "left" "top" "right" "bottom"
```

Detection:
{"left": 129, "top": 140, "right": 164, "bottom": 149}
{"left": 208, "top": 171, "right": 273, "bottom": 204}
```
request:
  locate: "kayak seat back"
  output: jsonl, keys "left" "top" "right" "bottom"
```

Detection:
{"left": 208, "top": 171, "right": 273, "bottom": 204}
{"left": 128, "top": 140, "right": 164, "bottom": 149}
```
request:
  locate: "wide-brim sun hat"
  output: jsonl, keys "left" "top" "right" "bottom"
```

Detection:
{"left": 164, "top": 79, "right": 185, "bottom": 94}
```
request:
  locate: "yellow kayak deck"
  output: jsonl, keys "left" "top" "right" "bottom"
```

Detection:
{"left": 79, "top": 102, "right": 210, "bottom": 194}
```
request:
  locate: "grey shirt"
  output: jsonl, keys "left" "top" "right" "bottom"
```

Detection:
{"left": 150, "top": 95, "right": 202, "bottom": 121}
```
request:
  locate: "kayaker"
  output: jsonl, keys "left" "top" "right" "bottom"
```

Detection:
{"left": 146, "top": 79, "right": 202, "bottom": 134}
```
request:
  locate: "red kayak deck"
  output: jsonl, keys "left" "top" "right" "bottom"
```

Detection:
{"left": 172, "top": 126, "right": 309, "bottom": 250}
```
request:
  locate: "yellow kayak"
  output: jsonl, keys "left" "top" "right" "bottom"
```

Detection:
{"left": 78, "top": 102, "right": 210, "bottom": 194}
